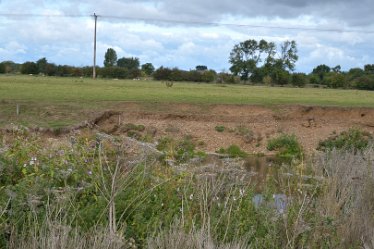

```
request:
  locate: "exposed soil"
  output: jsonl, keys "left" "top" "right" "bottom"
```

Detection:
{"left": 92, "top": 103, "right": 374, "bottom": 154}
{"left": 3, "top": 102, "right": 373, "bottom": 154}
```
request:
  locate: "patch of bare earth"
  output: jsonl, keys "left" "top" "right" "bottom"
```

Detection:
{"left": 94, "top": 103, "right": 374, "bottom": 154}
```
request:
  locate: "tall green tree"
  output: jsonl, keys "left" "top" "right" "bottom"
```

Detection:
{"left": 364, "top": 64, "right": 374, "bottom": 74}
{"left": 104, "top": 48, "right": 117, "bottom": 67}
{"left": 195, "top": 65, "right": 208, "bottom": 71}
{"left": 229, "top": 39, "right": 276, "bottom": 80}
{"left": 278, "top": 40, "right": 298, "bottom": 71}
{"left": 229, "top": 39, "right": 297, "bottom": 82}
{"left": 312, "top": 64, "right": 331, "bottom": 82}
{"left": 36, "top": 57, "right": 48, "bottom": 74}
{"left": 117, "top": 57, "right": 139, "bottom": 70}
{"left": 141, "top": 63, "right": 155, "bottom": 76}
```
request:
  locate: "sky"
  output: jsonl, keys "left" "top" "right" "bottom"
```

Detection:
{"left": 0, "top": 0, "right": 373, "bottom": 73}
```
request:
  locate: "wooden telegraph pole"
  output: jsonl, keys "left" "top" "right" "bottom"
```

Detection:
{"left": 93, "top": 13, "right": 98, "bottom": 79}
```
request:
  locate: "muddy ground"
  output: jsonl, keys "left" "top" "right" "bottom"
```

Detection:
{"left": 89, "top": 103, "right": 374, "bottom": 154}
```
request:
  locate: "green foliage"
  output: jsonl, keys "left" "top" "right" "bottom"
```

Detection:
{"left": 317, "top": 128, "right": 373, "bottom": 152}
{"left": 262, "top": 75, "right": 272, "bottom": 85}
{"left": 20, "top": 61, "right": 39, "bottom": 75}
{"left": 354, "top": 75, "right": 374, "bottom": 90}
{"left": 267, "top": 134, "right": 303, "bottom": 161}
{"left": 0, "top": 63, "right": 5, "bottom": 74}
{"left": 217, "top": 144, "right": 248, "bottom": 158}
{"left": 36, "top": 57, "right": 48, "bottom": 75}
{"left": 215, "top": 125, "right": 225, "bottom": 132}
{"left": 291, "top": 73, "right": 307, "bottom": 87}
{"left": 312, "top": 64, "right": 331, "bottom": 82}
{"left": 216, "top": 72, "right": 239, "bottom": 84}
{"left": 117, "top": 57, "right": 140, "bottom": 71}
{"left": 141, "top": 63, "right": 155, "bottom": 76}
{"left": 103, "top": 48, "right": 118, "bottom": 67}
{"left": 156, "top": 136, "right": 199, "bottom": 163}
{"left": 99, "top": 66, "right": 141, "bottom": 79}
{"left": 364, "top": 64, "right": 374, "bottom": 74}
{"left": 153, "top": 67, "right": 216, "bottom": 83}
{"left": 229, "top": 39, "right": 298, "bottom": 82}
{"left": 229, "top": 39, "right": 276, "bottom": 80}
{"left": 325, "top": 72, "right": 349, "bottom": 89}
{"left": 0, "top": 132, "right": 365, "bottom": 248}
{"left": 271, "top": 69, "right": 290, "bottom": 85}
{"left": 195, "top": 65, "right": 208, "bottom": 71}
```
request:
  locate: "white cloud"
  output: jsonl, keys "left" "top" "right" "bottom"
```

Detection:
{"left": 0, "top": 0, "right": 373, "bottom": 72}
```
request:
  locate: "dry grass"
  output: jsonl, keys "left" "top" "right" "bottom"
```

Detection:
{"left": 315, "top": 145, "right": 374, "bottom": 247}
{"left": 147, "top": 221, "right": 249, "bottom": 249}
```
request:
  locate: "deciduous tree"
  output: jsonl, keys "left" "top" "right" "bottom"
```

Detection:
{"left": 104, "top": 48, "right": 117, "bottom": 67}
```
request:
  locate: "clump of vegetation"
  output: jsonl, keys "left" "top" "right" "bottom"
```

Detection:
{"left": 1, "top": 130, "right": 374, "bottom": 248}
{"left": 267, "top": 134, "right": 303, "bottom": 162}
{"left": 156, "top": 136, "right": 203, "bottom": 163}
{"left": 234, "top": 125, "right": 255, "bottom": 143}
{"left": 317, "top": 128, "right": 373, "bottom": 152}
{"left": 217, "top": 144, "right": 248, "bottom": 158}
{"left": 214, "top": 125, "right": 225, "bottom": 132}
{"left": 119, "top": 123, "right": 150, "bottom": 141}
{"left": 122, "top": 123, "right": 145, "bottom": 132}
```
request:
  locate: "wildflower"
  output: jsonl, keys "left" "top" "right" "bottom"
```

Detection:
{"left": 29, "top": 157, "right": 37, "bottom": 166}
{"left": 189, "top": 194, "right": 193, "bottom": 200}
{"left": 87, "top": 171, "right": 92, "bottom": 175}
{"left": 239, "top": 188, "right": 245, "bottom": 197}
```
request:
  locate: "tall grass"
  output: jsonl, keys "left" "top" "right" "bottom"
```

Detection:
{"left": 0, "top": 130, "right": 373, "bottom": 248}
{"left": 316, "top": 146, "right": 374, "bottom": 248}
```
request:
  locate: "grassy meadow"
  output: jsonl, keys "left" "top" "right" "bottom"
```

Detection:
{"left": 1, "top": 75, "right": 374, "bottom": 127}
{"left": 1, "top": 75, "right": 374, "bottom": 106}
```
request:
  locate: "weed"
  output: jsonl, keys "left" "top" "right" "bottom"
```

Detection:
{"left": 217, "top": 144, "right": 248, "bottom": 158}
{"left": 215, "top": 125, "right": 225, "bottom": 132}
{"left": 234, "top": 125, "right": 255, "bottom": 144}
{"left": 317, "top": 128, "right": 373, "bottom": 152}
{"left": 267, "top": 134, "right": 303, "bottom": 162}
{"left": 157, "top": 136, "right": 199, "bottom": 163}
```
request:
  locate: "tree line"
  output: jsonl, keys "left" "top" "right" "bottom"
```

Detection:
{"left": 0, "top": 40, "right": 373, "bottom": 90}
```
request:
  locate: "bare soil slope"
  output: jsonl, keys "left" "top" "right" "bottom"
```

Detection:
{"left": 94, "top": 103, "right": 374, "bottom": 153}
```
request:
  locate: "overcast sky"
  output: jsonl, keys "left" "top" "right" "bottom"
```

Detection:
{"left": 0, "top": 0, "right": 373, "bottom": 72}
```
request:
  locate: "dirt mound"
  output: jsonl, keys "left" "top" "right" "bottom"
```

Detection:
{"left": 3, "top": 103, "right": 373, "bottom": 154}
{"left": 91, "top": 103, "right": 374, "bottom": 154}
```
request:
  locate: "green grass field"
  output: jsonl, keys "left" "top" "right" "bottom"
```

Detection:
{"left": 0, "top": 75, "right": 373, "bottom": 127}
{"left": 1, "top": 75, "right": 374, "bottom": 106}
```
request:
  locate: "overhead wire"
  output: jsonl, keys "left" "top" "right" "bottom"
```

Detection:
{"left": 0, "top": 12, "right": 373, "bottom": 34}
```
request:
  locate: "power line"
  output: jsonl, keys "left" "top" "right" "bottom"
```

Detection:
{"left": 101, "top": 15, "right": 374, "bottom": 34}
{"left": 0, "top": 12, "right": 373, "bottom": 34}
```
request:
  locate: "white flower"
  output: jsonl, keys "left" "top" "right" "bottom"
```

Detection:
{"left": 189, "top": 194, "right": 193, "bottom": 200}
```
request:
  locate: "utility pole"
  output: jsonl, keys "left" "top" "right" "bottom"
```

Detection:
{"left": 93, "top": 13, "right": 98, "bottom": 79}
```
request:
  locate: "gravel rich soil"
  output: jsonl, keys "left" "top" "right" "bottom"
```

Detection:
{"left": 94, "top": 103, "right": 374, "bottom": 154}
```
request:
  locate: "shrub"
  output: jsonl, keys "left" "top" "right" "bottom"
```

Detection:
{"left": 217, "top": 145, "right": 247, "bottom": 158}
{"left": 157, "top": 136, "right": 199, "bottom": 163}
{"left": 262, "top": 75, "right": 272, "bottom": 86}
{"left": 291, "top": 73, "right": 307, "bottom": 87}
{"left": 354, "top": 75, "right": 374, "bottom": 90}
{"left": 215, "top": 125, "right": 225, "bottom": 132}
{"left": 235, "top": 125, "right": 254, "bottom": 143}
{"left": 317, "top": 128, "right": 373, "bottom": 152}
{"left": 267, "top": 134, "right": 303, "bottom": 161}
